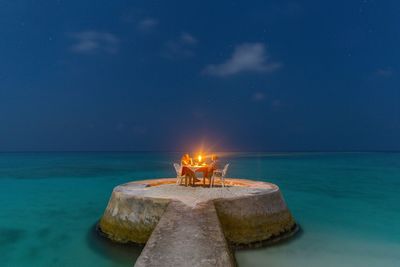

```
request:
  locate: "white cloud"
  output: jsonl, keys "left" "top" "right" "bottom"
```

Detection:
{"left": 180, "top": 32, "right": 197, "bottom": 45}
{"left": 68, "top": 31, "right": 119, "bottom": 54}
{"left": 252, "top": 92, "right": 266, "bottom": 102}
{"left": 375, "top": 68, "right": 393, "bottom": 77}
{"left": 163, "top": 32, "right": 198, "bottom": 59}
{"left": 203, "top": 43, "right": 282, "bottom": 76}
{"left": 137, "top": 18, "right": 158, "bottom": 31}
{"left": 271, "top": 99, "right": 281, "bottom": 107}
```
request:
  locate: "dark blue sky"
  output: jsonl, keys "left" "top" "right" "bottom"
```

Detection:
{"left": 1, "top": 0, "right": 399, "bottom": 151}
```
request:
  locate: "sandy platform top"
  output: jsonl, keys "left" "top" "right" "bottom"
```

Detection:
{"left": 114, "top": 178, "right": 277, "bottom": 207}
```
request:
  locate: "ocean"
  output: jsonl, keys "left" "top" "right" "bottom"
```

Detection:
{"left": 0, "top": 152, "right": 399, "bottom": 266}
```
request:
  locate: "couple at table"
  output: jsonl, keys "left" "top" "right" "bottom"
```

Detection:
{"left": 181, "top": 154, "right": 219, "bottom": 182}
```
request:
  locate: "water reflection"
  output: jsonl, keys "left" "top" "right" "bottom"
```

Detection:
{"left": 86, "top": 223, "right": 143, "bottom": 265}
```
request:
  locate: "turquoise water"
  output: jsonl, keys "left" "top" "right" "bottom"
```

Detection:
{"left": 0, "top": 152, "right": 399, "bottom": 267}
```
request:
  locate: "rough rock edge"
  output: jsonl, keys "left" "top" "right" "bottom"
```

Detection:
{"left": 96, "top": 178, "right": 299, "bottom": 255}
{"left": 232, "top": 223, "right": 300, "bottom": 249}
{"left": 96, "top": 220, "right": 300, "bottom": 250}
{"left": 97, "top": 223, "right": 142, "bottom": 245}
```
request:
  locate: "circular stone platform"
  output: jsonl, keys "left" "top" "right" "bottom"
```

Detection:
{"left": 98, "top": 178, "right": 297, "bottom": 267}
{"left": 99, "top": 178, "right": 296, "bottom": 245}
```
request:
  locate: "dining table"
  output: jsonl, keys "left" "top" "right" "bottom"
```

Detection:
{"left": 181, "top": 164, "right": 209, "bottom": 186}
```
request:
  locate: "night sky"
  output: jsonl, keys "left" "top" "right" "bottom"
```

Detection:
{"left": 1, "top": 0, "right": 399, "bottom": 152}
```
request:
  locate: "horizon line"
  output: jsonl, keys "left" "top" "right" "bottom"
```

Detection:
{"left": 0, "top": 150, "right": 399, "bottom": 153}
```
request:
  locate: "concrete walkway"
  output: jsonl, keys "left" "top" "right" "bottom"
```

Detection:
{"left": 134, "top": 201, "right": 236, "bottom": 267}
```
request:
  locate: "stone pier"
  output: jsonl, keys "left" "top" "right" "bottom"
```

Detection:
{"left": 98, "top": 178, "right": 297, "bottom": 266}
{"left": 134, "top": 201, "right": 234, "bottom": 267}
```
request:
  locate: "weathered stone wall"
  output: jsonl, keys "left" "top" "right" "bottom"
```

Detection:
{"left": 98, "top": 178, "right": 297, "bottom": 266}
{"left": 213, "top": 189, "right": 296, "bottom": 246}
{"left": 99, "top": 184, "right": 171, "bottom": 244}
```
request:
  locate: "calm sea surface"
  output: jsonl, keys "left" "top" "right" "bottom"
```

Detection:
{"left": 0, "top": 152, "right": 399, "bottom": 267}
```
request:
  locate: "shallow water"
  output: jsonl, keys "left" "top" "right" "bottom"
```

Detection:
{"left": 0, "top": 152, "right": 399, "bottom": 266}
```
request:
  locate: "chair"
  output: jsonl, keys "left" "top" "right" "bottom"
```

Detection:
{"left": 174, "top": 163, "right": 187, "bottom": 186}
{"left": 210, "top": 164, "right": 229, "bottom": 188}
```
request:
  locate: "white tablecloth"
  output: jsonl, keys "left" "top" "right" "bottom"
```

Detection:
{"left": 183, "top": 165, "right": 207, "bottom": 173}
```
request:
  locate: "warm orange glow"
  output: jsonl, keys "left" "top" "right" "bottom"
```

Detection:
{"left": 198, "top": 154, "right": 202, "bottom": 163}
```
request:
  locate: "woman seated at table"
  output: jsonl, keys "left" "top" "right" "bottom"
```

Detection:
{"left": 181, "top": 154, "right": 196, "bottom": 182}
{"left": 181, "top": 153, "right": 191, "bottom": 165}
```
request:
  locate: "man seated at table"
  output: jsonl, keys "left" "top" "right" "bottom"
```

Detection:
{"left": 197, "top": 154, "right": 219, "bottom": 186}
{"left": 205, "top": 154, "right": 220, "bottom": 178}
{"left": 207, "top": 155, "right": 220, "bottom": 177}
